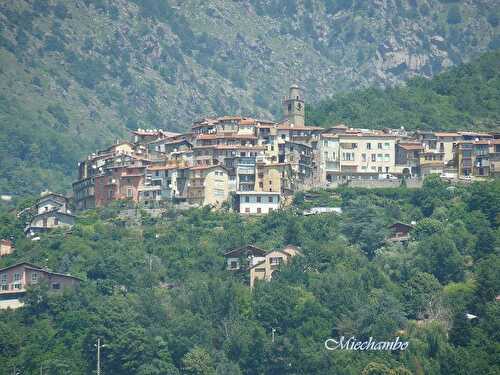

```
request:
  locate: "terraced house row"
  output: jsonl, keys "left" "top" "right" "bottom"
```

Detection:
{"left": 73, "top": 86, "right": 500, "bottom": 213}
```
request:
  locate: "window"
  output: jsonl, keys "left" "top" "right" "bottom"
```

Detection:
{"left": 256, "top": 196, "right": 261, "bottom": 203}
{"left": 0, "top": 273, "right": 7, "bottom": 284}
{"left": 384, "top": 142, "right": 390, "bottom": 149}
{"left": 244, "top": 196, "right": 250, "bottom": 203}
{"left": 384, "top": 154, "right": 390, "bottom": 162}
{"left": 351, "top": 143, "right": 357, "bottom": 149}
{"left": 13, "top": 272, "right": 20, "bottom": 282}
{"left": 245, "top": 207, "right": 250, "bottom": 213}
{"left": 342, "top": 152, "right": 354, "bottom": 161}
{"left": 371, "top": 154, "right": 376, "bottom": 162}
{"left": 269, "top": 208, "right": 273, "bottom": 212}
{"left": 52, "top": 283, "right": 60, "bottom": 290}
{"left": 377, "top": 154, "right": 383, "bottom": 161}
{"left": 385, "top": 167, "right": 390, "bottom": 173}
{"left": 54, "top": 218, "right": 59, "bottom": 225}
{"left": 378, "top": 143, "right": 383, "bottom": 149}
{"left": 229, "top": 260, "right": 239, "bottom": 270}
{"left": 257, "top": 207, "right": 262, "bottom": 214}
{"left": 270, "top": 257, "right": 283, "bottom": 265}
{"left": 259, "top": 182, "right": 264, "bottom": 189}
{"left": 127, "top": 188, "right": 133, "bottom": 198}
{"left": 362, "top": 166, "right": 367, "bottom": 170}
{"left": 268, "top": 196, "right": 273, "bottom": 203}
{"left": 378, "top": 167, "right": 382, "bottom": 172}
{"left": 43, "top": 218, "right": 48, "bottom": 227}
{"left": 362, "top": 154, "right": 367, "bottom": 162}
{"left": 367, "top": 143, "right": 372, "bottom": 150}
{"left": 31, "top": 272, "right": 38, "bottom": 283}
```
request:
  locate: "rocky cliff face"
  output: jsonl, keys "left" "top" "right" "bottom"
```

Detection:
{"left": 0, "top": 0, "right": 498, "bottom": 193}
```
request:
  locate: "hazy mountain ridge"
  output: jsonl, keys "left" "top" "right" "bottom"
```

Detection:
{"left": 0, "top": 0, "right": 499, "bottom": 195}
{"left": 307, "top": 49, "right": 500, "bottom": 130}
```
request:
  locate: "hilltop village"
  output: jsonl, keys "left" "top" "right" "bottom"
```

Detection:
{"left": 72, "top": 86, "right": 500, "bottom": 214}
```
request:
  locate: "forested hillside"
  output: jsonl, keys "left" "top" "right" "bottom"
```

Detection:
{"left": 1, "top": 0, "right": 499, "bottom": 196}
{"left": 0, "top": 177, "right": 499, "bottom": 374}
{"left": 307, "top": 49, "right": 500, "bottom": 130}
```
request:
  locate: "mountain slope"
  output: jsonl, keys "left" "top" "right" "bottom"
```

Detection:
{"left": 307, "top": 49, "right": 500, "bottom": 130}
{"left": 0, "top": 0, "right": 499, "bottom": 195}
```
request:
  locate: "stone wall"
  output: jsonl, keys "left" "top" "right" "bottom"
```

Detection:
{"left": 347, "top": 179, "right": 423, "bottom": 189}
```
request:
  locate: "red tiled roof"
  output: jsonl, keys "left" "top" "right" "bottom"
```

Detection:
{"left": 434, "top": 132, "right": 461, "bottom": 137}
{"left": 240, "top": 118, "right": 257, "bottom": 125}
{"left": 190, "top": 164, "right": 228, "bottom": 171}
{"left": 147, "top": 165, "right": 181, "bottom": 171}
{"left": 277, "top": 124, "right": 323, "bottom": 131}
{"left": 196, "top": 134, "right": 257, "bottom": 140}
{"left": 399, "top": 143, "right": 423, "bottom": 150}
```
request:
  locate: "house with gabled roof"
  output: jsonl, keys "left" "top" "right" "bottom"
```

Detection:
{"left": 249, "top": 244, "right": 302, "bottom": 288}
{"left": 24, "top": 192, "right": 75, "bottom": 238}
{"left": 0, "top": 262, "right": 82, "bottom": 309}
{"left": 224, "top": 244, "right": 302, "bottom": 288}
{"left": 386, "top": 222, "right": 414, "bottom": 245}
{"left": 224, "top": 244, "right": 268, "bottom": 271}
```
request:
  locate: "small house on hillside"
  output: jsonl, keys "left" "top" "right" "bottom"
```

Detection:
{"left": 224, "top": 244, "right": 302, "bottom": 288}
{"left": 24, "top": 192, "right": 75, "bottom": 238}
{"left": 0, "top": 262, "right": 81, "bottom": 309}
{"left": 386, "top": 222, "right": 414, "bottom": 245}
{"left": 224, "top": 244, "right": 268, "bottom": 271}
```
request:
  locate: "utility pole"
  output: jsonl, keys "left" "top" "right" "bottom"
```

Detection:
{"left": 95, "top": 338, "right": 107, "bottom": 375}
{"left": 97, "top": 338, "right": 101, "bottom": 375}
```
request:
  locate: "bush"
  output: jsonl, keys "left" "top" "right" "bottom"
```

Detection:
{"left": 47, "top": 104, "right": 70, "bottom": 127}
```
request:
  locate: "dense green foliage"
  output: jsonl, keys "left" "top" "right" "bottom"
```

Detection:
{"left": 0, "top": 177, "right": 499, "bottom": 374}
{"left": 307, "top": 50, "right": 500, "bottom": 130}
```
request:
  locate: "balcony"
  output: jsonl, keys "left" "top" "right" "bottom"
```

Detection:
{"left": 419, "top": 159, "right": 443, "bottom": 167}
{"left": 490, "top": 152, "right": 500, "bottom": 160}
{"left": 325, "top": 161, "right": 340, "bottom": 171}
{"left": 0, "top": 283, "right": 25, "bottom": 294}
{"left": 475, "top": 159, "right": 489, "bottom": 168}
{"left": 238, "top": 157, "right": 256, "bottom": 166}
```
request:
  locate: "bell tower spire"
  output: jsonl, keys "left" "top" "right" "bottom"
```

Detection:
{"left": 282, "top": 85, "right": 305, "bottom": 127}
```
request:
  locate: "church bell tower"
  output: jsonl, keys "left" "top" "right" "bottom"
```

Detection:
{"left": 282, "top": 85, "right": 305, "bottom": 127}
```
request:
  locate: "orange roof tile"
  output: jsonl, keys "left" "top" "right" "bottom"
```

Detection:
{"left": 399, "top": 143, "right": 423, "bottom": 150}
{"left": 434, "top": 132, "right": 461, "bottom": 137}
{"left": 240, "top": 118, "right": 257, "bottom": 125}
